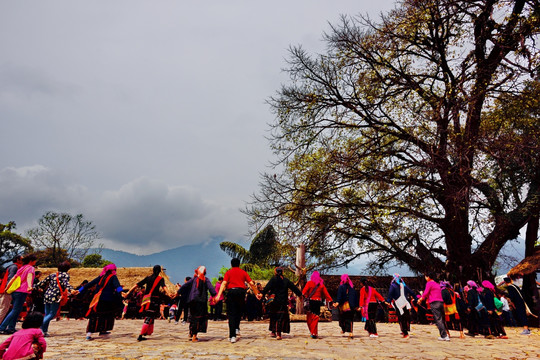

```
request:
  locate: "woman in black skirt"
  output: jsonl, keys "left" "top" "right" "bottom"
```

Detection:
{"left": 184, "top": 266, "right": 216, "bottom": 342}
{"left": 259, "top": 267, "right": 302, "bottom": 340}
{"left": 125, "top": 265, "right": 172, "bottom": 341}
{"left": 80, "top": 264, "right": 122, "bottom": 340}
{"left": 336, "top": 274, "right": 358, "bottom": 338}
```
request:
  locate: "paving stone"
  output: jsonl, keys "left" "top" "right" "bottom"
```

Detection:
{"left": 1, "top": 319, "right": 537, "bottom": 359}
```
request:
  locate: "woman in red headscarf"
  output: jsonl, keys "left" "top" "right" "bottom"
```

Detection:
{"left": 125, "top": 265, "right": 171, "bottom": 342}
{"left": 183, "top": 266, "right": 216, "bottom": 342}
{"left": 302, "top": 271, "right": 333, "bottom": 339}
{"left": 259, "top": 267, "right": 302, "bottom": 340}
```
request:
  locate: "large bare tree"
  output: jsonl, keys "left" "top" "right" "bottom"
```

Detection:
{"left": 246, "top": 0, "right": 540, "bottom": 280}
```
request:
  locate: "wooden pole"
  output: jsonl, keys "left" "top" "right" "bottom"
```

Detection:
{"left": 296, "top": 244, "right": 306, "bottom": 314}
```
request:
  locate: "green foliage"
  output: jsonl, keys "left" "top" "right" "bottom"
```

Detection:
{"left": 248, "top": 225, "right": 281, "bottom": 267}
{"left": 219, "top": 225, "right": 286, "bottom": 269}
{"left": 218, "top": 242, "right": 250, "bottom": 263}
{"left": 244, "top": 265, "right": 275, "bottom": 281}
{"left": 212, "top": 264, "right": 291, "bottom": 282}
{"left": 81, "top": 253, "right": 112, "bottom": 268}
{"left": 0, "top": 222, "right": 33, "bottom": 268}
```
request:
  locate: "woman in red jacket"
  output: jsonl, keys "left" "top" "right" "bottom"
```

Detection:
{"left": 302, "top": 271, "right": 333, "bottom": 339}
{"left": 359, "top": 278, "right": 388, "bottom": 337}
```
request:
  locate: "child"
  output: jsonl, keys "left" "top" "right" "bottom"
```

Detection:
{"left": 121, "top": 300, "right": 129, "bottom": 320}
{"left": 0, "top": 312, "right": 47, "bottom": 360}
{"left": 168, "top": 304, "right": 177, "bottom": 323}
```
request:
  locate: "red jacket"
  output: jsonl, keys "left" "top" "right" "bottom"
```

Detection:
{"left": 302, "top": 281, "right": 333, "bottom": 303}
{"left": 359, "top": 286, "right": 384, "bottom": 306}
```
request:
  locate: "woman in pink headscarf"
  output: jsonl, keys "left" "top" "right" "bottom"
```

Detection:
{"left": 302, "top": 271, "right": 333, "bottom": 339}
{"left": 481, "top": 280, "right": 507, "bottom": 339}
{"left": 464, "top": 280, "right": 484, "bottom": 337}
{"left": 336, "top": 274, "right": 358, "bottom": 338}
{"left": 183, "top": 266, "right": 216, "bottom": 342}
{"left": 79, "top": 263, "right": 122, "bottom": 340}
{"left": 359, "top": 278, "right": 388, "bottom": 338}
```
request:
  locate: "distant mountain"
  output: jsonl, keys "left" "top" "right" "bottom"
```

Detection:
{"left": 97, "top": 239, "right": 233, "bottom": 284}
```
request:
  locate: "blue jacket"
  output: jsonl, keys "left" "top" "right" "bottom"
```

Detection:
{"left": 336, "top": 284, "right": 359, "bottom": 309}
{"left": 386, "top": 281, "right": 414, "bottom": 302}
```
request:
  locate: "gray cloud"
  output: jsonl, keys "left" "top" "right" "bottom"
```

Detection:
{"left": 0, "top": 166, "right": 246, "bottom": 254}
{"left": 0, "top": 1, "right": 396, "bottom": 254}
{"left": 0, "top": 166, "right": 88, "bottom": 226}
{"left": 89, "top": 177, "right": 246, "bottom": 253}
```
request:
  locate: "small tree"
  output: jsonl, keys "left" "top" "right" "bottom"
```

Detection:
{"left": 82, "top": 253, "right": 112, "bottom": 268}
{"left": 219, "top": 225, "right": 289, "bottom": 270}
{"left": 27, "top": 211, "right": 101, "bottom": 265}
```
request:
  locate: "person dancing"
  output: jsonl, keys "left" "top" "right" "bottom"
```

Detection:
{"left": 302, "top": 271, "right": 333, "bottom": 339}
{"left": 80, "top": 264, "right": 122, "bottom": 341}
{"left": 214, "top": 258, "right": 258, "bottom": 343}
{"left": 183, "top": 266, "right": 216, "bottom": 342}
{"left": 418, "top": 273, "right": 449, "bottom": 341}
{"left": 125, "top": 265, "right": 171, "bottom": 342}
{"left": 359, "top": 278, "right": 388, "bottom": 338}
{"left": 336, "top": 274, "right": 358, "bottom": 339}
{"left": 259, "top": 267, "right": 302, "bottom": 340}
{"left": 386, "top": 274, "right": 414, "bottom": 339}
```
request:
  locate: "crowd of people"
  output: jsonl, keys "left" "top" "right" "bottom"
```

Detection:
{"left": 0, "top": 254, "right": 537, "bottom": 359}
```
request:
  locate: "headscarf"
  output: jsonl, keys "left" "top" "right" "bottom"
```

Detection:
{"left": 100, "top": 263, "right": 117, "bottom": 276}
{"left": 440, "top": 281, "right": 451, "bottom": 289}
{"left": 393, "top": 273, "right": 406, "bottom": 286}
{"left": 340, "top": 273, "right": 354, "bottom": 288}
{"left": 196, "top": 266, "right": 206, "bottom": 281}
{"left": 482, "top": 280, "right": 495, "bottom": 291}
{"left": 274, "top": 267, "right": 284, "bottom": 279}
{"left": 466, "top": 280, "right": 478, "bottom": 288}
{"left": 310, "top": 271, "right": 324, "bottom": 286}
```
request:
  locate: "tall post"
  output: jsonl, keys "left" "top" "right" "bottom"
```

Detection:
{"left": 296, "top": 244, "right": 306, "bottom": 314}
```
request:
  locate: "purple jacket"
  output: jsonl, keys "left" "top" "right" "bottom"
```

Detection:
{"left": 185, "top": 277, "right": 216, "bottom": 303}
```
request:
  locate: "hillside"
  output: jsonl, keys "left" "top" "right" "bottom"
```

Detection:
{"left": 97, "top": 238, "right": 233, "bottom": 283}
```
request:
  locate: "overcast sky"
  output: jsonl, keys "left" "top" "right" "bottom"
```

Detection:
{"left": 0, "top": 1, "right": 397, "bottom": 255}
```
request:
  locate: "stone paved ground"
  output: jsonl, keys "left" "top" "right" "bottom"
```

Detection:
{"left": 1, "top": 319, "right": 538, "bottom": 360}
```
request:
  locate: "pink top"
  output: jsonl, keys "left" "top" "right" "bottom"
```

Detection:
{"left": 15, "top": 265, "right": 35, "bottom": 294}
{"left": 421, "top": 280, "right": 444, "bottom": 303}
{"left": 215, "top": 282, "right": 224, "bottom": 301}
{"left": 0, "top": 328, "right": 47, "bottom": 360}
